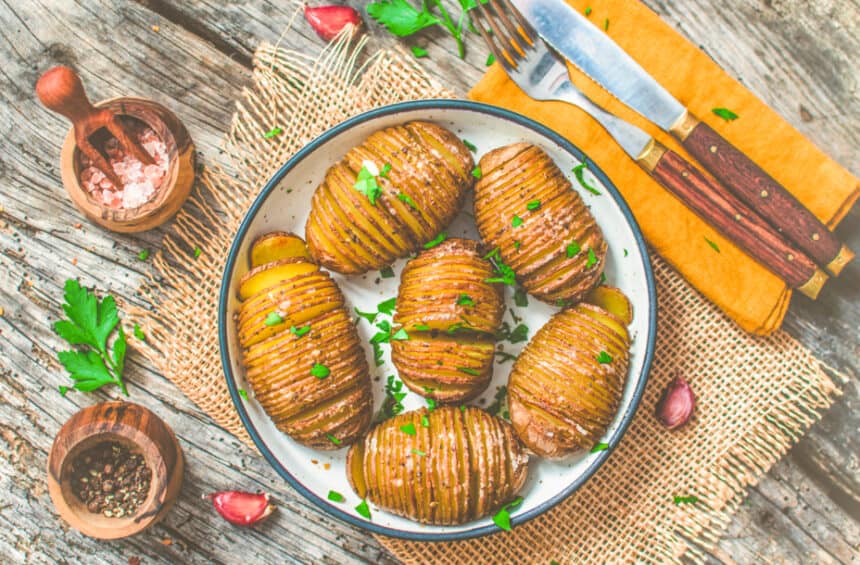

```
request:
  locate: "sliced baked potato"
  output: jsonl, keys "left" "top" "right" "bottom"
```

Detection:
{"left": 508, "top": 299, "right": 631, "bottom": 458}
{"left": 346, "top": 406, "right": 529, "bottom": 525}
{"left": 391, "top": 238, "right": 503, "bottom": 403}
{"left": 236, "top": 233, "right": 373, "bottom": 449}
{"left": 305, "top": 121, "right": 474, "bottom": 274}
{"left": 474, "top": 143, "right": 607, "bottom": 305}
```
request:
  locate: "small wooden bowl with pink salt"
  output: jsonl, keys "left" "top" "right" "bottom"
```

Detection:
{"left": 58, "top": 96, "right": 196, "bottom": 233}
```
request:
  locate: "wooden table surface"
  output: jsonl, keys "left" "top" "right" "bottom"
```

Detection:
{"left": 0, "top": 0, "right": 857, "bottom": 563}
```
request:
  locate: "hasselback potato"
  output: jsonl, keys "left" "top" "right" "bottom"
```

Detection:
{"left": 346, "top": 406, "right": 529, "bottom": 525}
{"left": 305, "top": 121, "right": 474, "bottom": 274}
{"left": 236, "top": 232, "right": 373, "bottom": 449}
{"left": 508, "top": 291, "right": 632, "bottom": 458}
{"left": 391, "top": 238, "right": 504, "bottom": 403}
{"left": 474, "top": 143, "right": 607, "bottom": 305}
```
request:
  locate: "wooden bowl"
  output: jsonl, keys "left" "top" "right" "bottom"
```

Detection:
{"left": 59, "top": 96, "right": 196, "bottom": 233}
{"left": 47, "top": 401, "right": 184, "bottom": 539}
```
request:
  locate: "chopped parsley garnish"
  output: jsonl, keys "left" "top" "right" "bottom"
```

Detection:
{"left": 514, "top": 241, "right": 522, "bottom": 250}
{"left": 193, "top": 246, "right": 203, "bottom": 258}
{"left": 585, "top": 6, "right": 592, "bottom": 15}
{"left": 354, "top": 308, "right": 378, "bottom": 324}
{"left": 311, "top": 363, "right": 331, "bottom": 378}
{"left": 497, "top": 322, "right": 529, "bottom": 344}
{"left": 526, "top": 200, "right": 541, "bottom": 211}
{"left": 380, "top": 266, "right": 395, "bottom": 278}
{"left": 673, "top": 495, "right": 699, "bottom": 505}
{"left": 604, "top": 18, "right": 609, "bottom": 31}
{"left": 421, "top": 415, "right": 430, "bottom": 427}
{"left": 462, "top": 139, "right": 477, "bottom": 152}
{"left": 133, "top": 324, "right": 146, "bottom": 341}
{"left": 411, "top": 45, "right": 428, "bottom": 58}
{"left": 411, "top": 448, "right": 426, "bottom": 457}
{"left": 600, "top": 272, "right": 607, "bottom": 285}
{"left": 391, "top": 328, "right": 409, "bottom": 341}
{"left": 326, "top": 433, "right": 342, "bottom": 446}
{"left": 486, "top": 53, "right": 495, "bottom": 66}
{"left": 353, "top": 163, "right": 383, "bottom": 205}
{"left": 712, "top": 108, "right": 739, "bottom": 121}
{"left": 573, "top": 163, "right": 601, "bottom": 195}
{"left": 397, "top": 192, "right": 419, "bottom": 210}
{"left": 137, "top": 249, "right": 150, "bottom": 261}
{"left": 290, "top": 325, "right": 311, "bottom": 337}
{"left": 367, "top": 1, "right": 439, "bottom": 36}
{"left": 460, "top": 404, "right": 466, "bottom": 413}
{"left": 383, "top": 375, "right": 407, "bottom": 417}
{"left": 623, "top": 248, "right": 629, "bottom": 257}
{"left": 483, "top": 247, "right": 516, "bottom": 286}
{"left": 705, "top": 237, "right": 721, "bottom": 253}
{"left": 238, "top": 388, "right": 249, "bottom": 400}
{"left": 471, "top": 166, "right": 482, "bottom": 179}
{"left": 457, "top": 367, "right": 481, "bottom": 376}
{"left": 567, "top": 240, "right": 581, "bottom": 258}
{"left": 264, "top": 127, "right": 283, "bottom": 139}
{"left": 457, "top": 294, "right": 475, "bottom": 307}
{"left": 414, "top": 323, "right": 430, "bottom": 331}
{"left": 487, "top": 385, "right": 509, "bottom": 419}
{"left": 495, "top": 350, "right": 518, "bottom": 364}
{"left": 423, "top": 231, "right": 447, "bottom": 249}
{"left": 586, "top": 247, "right": 598, "bottom": 268}
{"left": 492, "top": 496, "right": 524, "bottom": 531}
{"left": 512, "top": 214, "right": 523, "bottom": 228}
{"left": 380, "top": 163, "right": 392, "bottom": 178}
{"left": 400, "top": 422, "right": 417, "bottom": 435}
{"left": 58, "top": 385, "right": 69, "bottom": 396}
{"left": 378, "top": 297, "right": 397, "bottom": 315}
{"left": 264, "top": 312, "right": 284, "bottom": 326}
{"left": 514, "top": 287, "right": 528, "bottom": 308}
{"left": 355, "top": 499, "right": 371, "bottom": 519}
{"left": 328, "top": 490, "right": 346, "bottom": 503}
{"left": 446, "top": 322, "right": 465, "bottom": 334}
{"left": 591, "top": 442, "right": 609, "bottom": 453}
{"left": 426, "top": 397, "right": 438, "bottom": 411}
{"left": 596, "top": 351, "right": 612, "bottom": 364}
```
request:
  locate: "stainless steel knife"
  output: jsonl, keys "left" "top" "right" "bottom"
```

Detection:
{"left": 513, "top": 0, "right": 853, "bottom": 276}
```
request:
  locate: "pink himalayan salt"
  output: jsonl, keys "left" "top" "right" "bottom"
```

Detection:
{"left": 79, "top": 123, "right": 169, "bottom": 210}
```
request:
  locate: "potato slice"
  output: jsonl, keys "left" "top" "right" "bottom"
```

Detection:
{"left": 474, "top": 143, "right": 607, "bottom": 305}
{"left": 238, "top": 258, "right": 318, "bottom": 300}
{"left": 508, "top": 300, "right": 631, "bottom": 458}
{"left": 250, "top": 231, "right": 312, "bottom": 268}
{"left": 346, "top": 407, "right": 528, "bottom": 525}
{"left": 585, "top": 285, "right": 634, "bottom": 325}
{"left": 305, "top": 121, "right": 474, "bottom": 274}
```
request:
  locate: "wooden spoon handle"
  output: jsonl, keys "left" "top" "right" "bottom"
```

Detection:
{"left": 639, "top": 142, "right": 827, "bottom": 299}
{"left": 679, "top": 118, "right": 853, "bottom": 276}
{"left": 35, "top": 66, "right": 97, "bottom": 125}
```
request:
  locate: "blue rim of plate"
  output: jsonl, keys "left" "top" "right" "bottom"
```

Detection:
{"left": 218, "top": 99, "right": 657, "bottom": 542}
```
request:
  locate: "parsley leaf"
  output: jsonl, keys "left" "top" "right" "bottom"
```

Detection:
{"left": 512, "top": 214, "right": 523, "bottom": 228}
{"left": 462, "top": 139, "right": 477, "bottom": 152}
{"left": 133, "top": 323, "right": 146, "bottom": 341}
{"left": 421, "top": 415, "right": 430, "bottom": 427}
{"left": 378, "top": 297, "right": 397, "bottom": 315}
{"left": 328, "top": 490, "right": 345, "bottom": 503}
{"left": 265, "top": 312, "right": 284, "bottom": 326}
{"left": 457, "top": 294, "right": 475, "bottom": 307}
{"left": 354, "top": 308, "right": 378, "bottom": 324}
{"left": 366, "top": 0, "right": 440, "bottom": 37}
{"left": 712, "top": 108, "right": 739, "bottom": 121}
{"left": 457, "top": 366, "right": 481, "bottom": 376}
{"left": 380, "top": 266, "right": 395, "bottom": 279}
{"left": 411, "top": 448, "right": 426, "bottom": 456}
{"left": 355, "top": 499, "right": 372, "bottom": 519}
{"left": 673, "top": 495, "right": 699, "bottom": 505}
{"left": 471, "top": 166, "right": 482, "bottom": 179}
{"left": 423, "top": 231, "right": 447, "bottom": 249}
{"left": 705, "top": 237, "right": 721, "bottom": 253}
{"left": 238, "top": 388, "right": 249, "bottom": 400}
{"left": 487, "top": 385, "right": 509, "bottom": 419}
{"left": 290, "top": 325, "right": 311, "bottom": 337}
{"left": 326, "top": 433, "right": 342, "bottom": 446}
{"left": 391, "top": 328, "right": 409, "bottom": 341}
{"left": 492, "top": 496, "right": 524, "bottom": 531}
{"left": 526, "top": 200, "right": 541, "bottom": 211}
{"left": 397, "top": 192, "right": 420, "bottom": 210}
{"left": 566, "top": 240, "right": 581, "bottom": 258}
{"left": 483, "top": 247, "right": 517, "bottom": 286}
{"left": 193, "top": 246, "right": 203, "bottom": 258}
{"left": 400, "top": 423, "right": 417, "bottom": 435}
{"left": 586, "top": 247, "right": 598, "bottom": 268}
{"left": 353, "top": 164, "right": 383, "bottom": 205}
{"left": 54, "top": 279, "right": 129, "bottom": 396}
{"left": 137, "top": 249, "right": 150, "bottom": 261}
{"left": 591, "top": 442, "right": 609, "bottom": 453}
{"left": 513, "top": 287, "right": 528, "bottom": 308}
{"left": 264, "top": 127, "right": 283, "bottom": 139}
{"left": 411, "top": 45, "right": 428, "bottom": 58}
{"left": 383, "top": 375, "right": 407, "bottom": 418}
{"left": 597, "top": 351, "right": 613, "bottom": 364}
{"left": 573, "top": 163, "right": 601, "bottom": 195}
{"left": 311, "top": 363, "right": 331, "bottom": 378}
{"left": 486, "top": 53, "right": 496, "bottom": 66}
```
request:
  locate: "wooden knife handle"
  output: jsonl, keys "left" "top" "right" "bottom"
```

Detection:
{"left": 638, "top": 141, "right": 827, "bottom": 299}
{"left": 676, "top": 117, "right": 853, "bottom": 276}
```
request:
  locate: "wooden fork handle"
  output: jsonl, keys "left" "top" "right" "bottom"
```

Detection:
{"left": 638, "top": 141, "right": 827, "bottom": 299}
{"left": 673, "top": 115, "right": 853, "bottom": 276}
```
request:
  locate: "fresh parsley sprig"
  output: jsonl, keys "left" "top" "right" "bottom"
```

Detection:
{"left": 54, "top": 279, "right": 129, "bottom": 396}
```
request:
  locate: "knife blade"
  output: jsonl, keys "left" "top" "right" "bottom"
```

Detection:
{"left": 514, "top": 0, "right": 854, "bottom": 276}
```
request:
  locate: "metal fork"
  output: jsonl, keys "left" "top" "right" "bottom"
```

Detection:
{"left": 470, "top": 0, "right": 827, "bottom": 299}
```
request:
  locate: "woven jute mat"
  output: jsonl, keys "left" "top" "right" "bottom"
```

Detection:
{"left": 132, "top": 31, "right": 843, "bottom": 564}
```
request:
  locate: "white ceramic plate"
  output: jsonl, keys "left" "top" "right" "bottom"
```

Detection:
{"left": 219, "top": 100, "right": 656, "bottom": 541}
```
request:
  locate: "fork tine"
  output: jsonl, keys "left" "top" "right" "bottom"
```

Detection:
{"left": 492, "top": 0, "right": 533, "bottom": 49}
{"left": 471, "top": 6, "right": 510, "bottom": 70}
{"left": 474, "top": 2, "right": 520, "bottom": 69}
{"left": 500, "top": 0, "right": 539, "bottom": 43}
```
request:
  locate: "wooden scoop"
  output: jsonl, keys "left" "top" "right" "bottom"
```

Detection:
{"left": 36, "top": 66, "right": 154, "bottom": 189}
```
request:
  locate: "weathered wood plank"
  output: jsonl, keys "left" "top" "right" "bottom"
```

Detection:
{"left": 0, "top": 0, "right": 856, "bottom": 563}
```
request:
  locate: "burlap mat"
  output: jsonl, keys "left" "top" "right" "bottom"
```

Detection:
{"left": 132, "top": 30, "right": 843, "bottom": 564}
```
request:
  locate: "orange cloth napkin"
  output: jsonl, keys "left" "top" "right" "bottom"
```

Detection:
{"left": 468, "top": 0, "right": 858, "bottom": 335}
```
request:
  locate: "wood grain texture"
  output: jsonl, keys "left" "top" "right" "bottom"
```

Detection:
{"left": 0, "top": 0, "right": 856, "bottom": 563}
{"left": 682, "top": 120, "right": 845, "bottom": 272}
{"left": 650, "top": 148, "right": 821, "bottom": 291}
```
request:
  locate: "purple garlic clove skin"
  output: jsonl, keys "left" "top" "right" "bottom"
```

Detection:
{"left": 655, "top": 376, "right": 696, "bottom": 429}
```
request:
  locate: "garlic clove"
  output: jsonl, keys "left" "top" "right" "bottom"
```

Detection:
{"left": 655, "top": 376, "right": 696, "bottom": 430}
{"left": 204, "top": 491, "right": 275, "bottom": 526}
{"left": 304, "top": 5, "right": 362, "bottom": 42}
